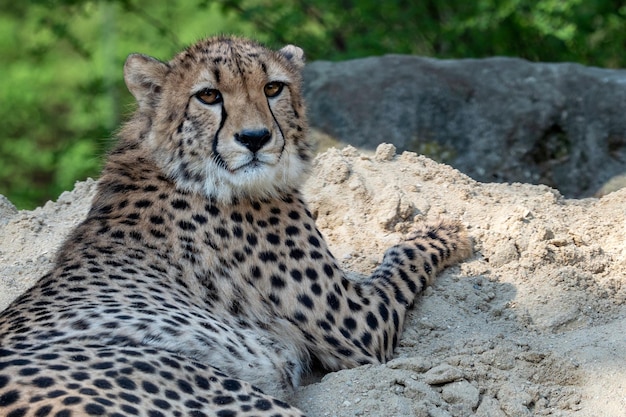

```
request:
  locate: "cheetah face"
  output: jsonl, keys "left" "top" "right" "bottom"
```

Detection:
{"left": 123, "top": 37, "right": 311, "bottom": 202}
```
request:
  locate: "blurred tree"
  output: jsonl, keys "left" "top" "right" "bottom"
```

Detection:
{"left": 222, "top": 0, "right": 626, "bottom": 64}
{"left": 1, "top": 0, "right": 625, "bottom": 208}
{"left": 0, "top": 0, "right": 252, "bottom": 208}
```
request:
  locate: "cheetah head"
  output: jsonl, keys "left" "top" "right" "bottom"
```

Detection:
{"left": 123, "top": 36, "right": 311, "bottom": 202}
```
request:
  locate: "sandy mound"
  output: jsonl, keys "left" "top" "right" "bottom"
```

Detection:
{"left": 1, "top": 144, "right": 624, "bottom": 416}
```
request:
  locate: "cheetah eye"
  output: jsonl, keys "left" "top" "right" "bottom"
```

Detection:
{"left": 195, "top": 89, "right": 222, "bottom": 105}
{"left": 264, "top": 82, "right": 284, "bottom": 98}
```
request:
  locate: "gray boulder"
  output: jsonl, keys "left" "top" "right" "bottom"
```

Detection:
{"left": 303, "top": 55, "right": 626, "bottom": 197}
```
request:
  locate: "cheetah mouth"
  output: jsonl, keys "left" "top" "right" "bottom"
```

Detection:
{"left": 213, "top": 153, "right": 265, "bottom": 174}
{"left": 228, "top": 157, "right": 268, "bottom": 173}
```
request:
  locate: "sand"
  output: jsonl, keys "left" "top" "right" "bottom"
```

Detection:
{"left": 1, "top": 144, "right": 624, "bottom": 417}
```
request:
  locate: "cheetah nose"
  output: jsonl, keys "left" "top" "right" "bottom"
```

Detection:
{"left": 235, "top": 128, "right": 272, "bottom": 153}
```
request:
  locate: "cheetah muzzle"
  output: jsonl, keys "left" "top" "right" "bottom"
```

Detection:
{"left": 0, "top": 36, "right": 472, "bottom": 417}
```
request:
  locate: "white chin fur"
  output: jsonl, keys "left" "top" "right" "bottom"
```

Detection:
{"left": 202, "top": 152, "right": 305, "bottom": 202}
{"left": 163, "top": 145, "right": 308, "bottom": 202}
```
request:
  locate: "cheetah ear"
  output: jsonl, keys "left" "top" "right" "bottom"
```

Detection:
{"left": 278, "top": 45, "right": 305, "bottom": 70}
{"left": 124, "top": 53, "right": 169, "bottom": 108}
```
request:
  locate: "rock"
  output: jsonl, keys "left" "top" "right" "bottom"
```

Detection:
{"left": 475, "top": 397, "right": 507, "bottom": 417}
{"left": 386, "top": 356, "right": 433, "bottom": 373}
{"left": 488, "top": 239, "right": 520, "bottom": 267}
{"left": 427, "top": 407, "right": 454, "bottom": 417}
{"left": 595, "top": 173, "right": 626, "bottom": 197}
{"left": 304, "top": 56, "right": 626, "bottom": 197}
{"left": 0, "top": 179, "right": 97, "bottom": 311}
{"left": 374, "top": 143, "right": 396, "bottom": 162}
{"left": 0, "top": 195, "right": 17, "bottom": 225}
{"left": 423, "top": 364, "right": 465, "bottom": 385}
{"left": 441, "top": 380, "right": 480, "bottom": 410}
{"left": 496, "top": 384, "right": 534, "bottom": 417}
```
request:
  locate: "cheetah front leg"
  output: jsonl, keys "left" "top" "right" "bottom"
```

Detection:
{"left": 307, "top": 220, "right": 472, "bottom": 370}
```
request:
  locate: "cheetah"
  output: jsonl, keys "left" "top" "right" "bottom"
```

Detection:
{"left": 0, "top": 36, "right": 472, "bottom": 417}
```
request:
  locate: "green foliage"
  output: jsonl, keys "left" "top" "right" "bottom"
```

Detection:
{"left": 0, "top": 0, "right": 253, "bottom": 209}
{"left": 227, "top": 0, "right": 626, "bottom": 64}
{"left": 2, "top": 0, "right": 626, "bottom": 208}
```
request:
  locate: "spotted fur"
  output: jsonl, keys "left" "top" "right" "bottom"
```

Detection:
{"left": 0, "top": 36, "right": 472, "bottom": 417}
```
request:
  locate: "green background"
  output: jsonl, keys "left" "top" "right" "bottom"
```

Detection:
{"left": 2, "top": 0, "right": 625, "bottom": 209}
